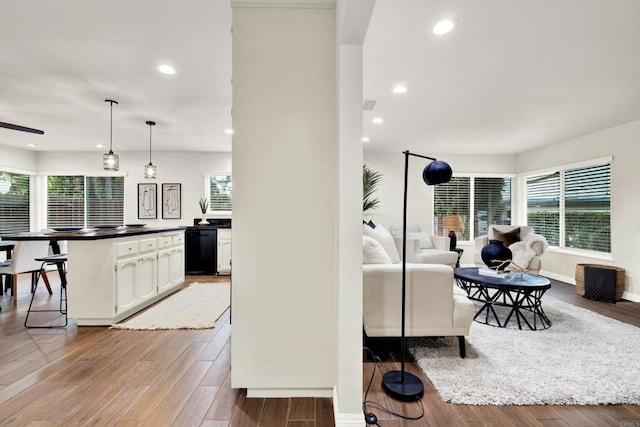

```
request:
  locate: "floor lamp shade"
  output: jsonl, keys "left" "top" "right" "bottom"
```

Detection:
{"left": 423, "top": 160, "right": 452, "bottom": 185}
{"left": 382, "top": 151, "right": 453, "bottom": 402}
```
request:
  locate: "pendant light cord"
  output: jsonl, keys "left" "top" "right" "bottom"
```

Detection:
{"left": 146, "top": 120, "right": 156, "bottom": 164}
{"left": 105, "top": 99, "right": 118, "bottom": 153}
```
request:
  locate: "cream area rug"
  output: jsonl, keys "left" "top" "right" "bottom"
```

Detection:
{"left": 408, "top": 296, "right": 640, "bottom": 405}
{"left": 112, "top": 283, "right": 230, "bottom": 330}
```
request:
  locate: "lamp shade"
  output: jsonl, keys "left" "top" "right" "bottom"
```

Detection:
{"left": 422, "top": 160, "right": 452, "bottom": 185}
{"left": 442, "top": 214, "right": 464, "bottom": 231}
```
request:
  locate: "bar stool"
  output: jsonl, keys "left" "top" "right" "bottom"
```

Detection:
{"left": 24, "top": 254, "right": 68, "bottom": 328}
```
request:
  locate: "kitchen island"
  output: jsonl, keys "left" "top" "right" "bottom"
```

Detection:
{"left": 2, "top": 226, "right": 186, "bottom": 326}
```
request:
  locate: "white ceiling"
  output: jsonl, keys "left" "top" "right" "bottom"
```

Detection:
{"left": 1, "top": 0, "right": 639, "bottom": 155}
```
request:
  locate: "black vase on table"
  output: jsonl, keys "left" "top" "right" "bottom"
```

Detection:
{"left": 481, "top": 239, "right": 513, "bottom": 270}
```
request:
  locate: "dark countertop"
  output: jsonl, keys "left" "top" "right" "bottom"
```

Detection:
{"left": 0, "top": 226, "right": 186, "bottom": 241}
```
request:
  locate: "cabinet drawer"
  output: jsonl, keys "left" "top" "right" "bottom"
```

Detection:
{"left": 115, "top": 241, "right": 139, "bottom": 258}
{"left": 157, "top": 235, "right": 173, "bottom": 249}
{"left": 139, "top": 238, "right": 157, "bottom": 253}
{"left": 172, "top": 234, "right": 184, "bottom": 246}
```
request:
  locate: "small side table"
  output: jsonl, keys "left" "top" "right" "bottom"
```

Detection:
{"left": 453, "top": 248, "right": 464, "bottom": 268}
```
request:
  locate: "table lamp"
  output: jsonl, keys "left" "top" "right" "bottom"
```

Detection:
{"left": 442, "top": 214, "right": 464, "bottom": 251}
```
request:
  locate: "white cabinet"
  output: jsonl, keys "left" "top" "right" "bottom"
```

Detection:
{"left": 67, "top": 229, "right": 185, "bottom": 326}
{"left": 114, "top": 239, "right": 158, "bottom": 313}
{"left": 217, "top": 228, "right": 232, "bottom": 275}
{"left": 158, "top": 233, "right": 184, "bottom": 292}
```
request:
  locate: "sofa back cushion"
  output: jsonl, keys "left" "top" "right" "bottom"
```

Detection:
{"left": 363, "top": 235, "right": 393, "bottom": 264}
{"left": 363, "top": 223, "right": 401, "bottom": 263}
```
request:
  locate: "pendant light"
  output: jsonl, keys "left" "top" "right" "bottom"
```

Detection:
{"left": 103, "top": 99, "right": 119, "bottom": 171}
{"left": 144, "top": 120, "right": 157, "bottom": 179}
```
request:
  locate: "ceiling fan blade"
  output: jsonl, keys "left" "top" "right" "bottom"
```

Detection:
{"left": 0, "top": 121, "right": 44, "bottom": 135}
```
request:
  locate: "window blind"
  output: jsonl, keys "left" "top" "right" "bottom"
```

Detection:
{"left": 474, "top": 177, "right": 511, "bottom": 238}
{"left": 86, "top": 176, "right": 125, "bottom": 227}
{"left": 0, "top": 172, "right": 30, "bottom": 234}
{"left": 526, "top": 172, "right": 560, "bottom": 246}
{"left": 47, "top": 176, "right": 85, "bottom": 228}
{"left": 209, "top": 175, "right": 232, "bottom": 211}
{"left": 564, "top": 163, "right": 610, "bottom": 252}
{"left": 434, "top": 177, "right": 470, "bottom": 239}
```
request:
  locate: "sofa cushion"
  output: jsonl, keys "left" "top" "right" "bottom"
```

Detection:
{"left": 407, "top": 232, "right": 434, "bottom": 250}
{"left": 415, "top": 250, "right": 458, "bottom": 267}
{"left": 363, "top": 223, "right": 401, "bottom": 263}
{"left": 495, "top": 227, "right": 521, "bottom": 246}
{"left": 363, "top": 235, "right": 392, "bottom": 264}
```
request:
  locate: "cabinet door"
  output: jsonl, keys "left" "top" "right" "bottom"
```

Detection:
{"left": 115, "top": 258, "right": 138, "bottom": 312}
{"left": 138, "top": 253, "right": 157, "bottom": 301}
{"left": 217, "top": 230, "right": 232, "bottom": 275}
{"left": 157, "top": 248, "right": 172, "bottom": 292}
{"left": 170, "top": 245, "right": 185, "bottom": 286}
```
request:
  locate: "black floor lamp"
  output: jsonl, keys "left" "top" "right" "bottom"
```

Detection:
{"left": 382, "top": 150, "right": 453, "bottom": 402}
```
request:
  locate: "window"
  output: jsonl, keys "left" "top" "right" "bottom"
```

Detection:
{"left": 0, "top": 172, "right": 30, "bottom": 234}
{"left": 47, "top": 175, "right": 124, "bottom": 227}
{"left": 526, "top": 172, "right": 560, "bottom": 246}
{"left": 86, "top": 177, "right": 125, "bottom": 227}
{"left": 525, "top": 161, "right": 610, "bottom": 252}
{"left": 434, "top": 177, "right": 512, "bottom": 240}
{"left": 209, "top": 175, "right": 232, "bottom": 211}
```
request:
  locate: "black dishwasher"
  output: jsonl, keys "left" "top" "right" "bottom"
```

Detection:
{"left": 185, "top": 228, "right": 217, "bottom": 275}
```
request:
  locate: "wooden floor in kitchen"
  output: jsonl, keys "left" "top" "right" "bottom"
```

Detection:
{"left": 1, "top": 271, "right": 639, "bottom": 426}
{"left": 0, "top": 273, "right": 333, "bottom": 426}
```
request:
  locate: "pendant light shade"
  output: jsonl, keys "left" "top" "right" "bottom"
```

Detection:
{"left": 144, "top": 120, "right": 157, "bottom": 179}
{"left": 103, "top": 99, "right": 119, "bottom": 171}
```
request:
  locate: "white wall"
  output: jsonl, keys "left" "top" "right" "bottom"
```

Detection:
{"left": 1, "top": 148, "right": 230, "bottom": 229}
{"left": 517, "top": 119, "right": 640, "bottom": 301}
{"left": 364, "top": 119, "right": 640, "bottom": 301}
{"left": 363, "top": 151, "right": 518, "bottom": 234}
{"left": 35, "top": 150, "right": 231, "bottom": 226}
{"left": 231, "top": 4, "right": 337, "bottom": 397}
{"left": 0, "top": 145, "right": 38, "bottom": 172}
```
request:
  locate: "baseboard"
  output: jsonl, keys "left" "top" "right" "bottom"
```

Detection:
{"left": 246, "top": 387, "right": 333, "bottom": 398}
{"left": 333, "top": 387, "right": 365, "bottom": 427}
{"left": 540, "top": 270, "right": 575, "bottom": 284}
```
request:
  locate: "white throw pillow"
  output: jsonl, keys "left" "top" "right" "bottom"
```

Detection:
{"left": 362, "top": 223, "right": 401, "bottom": 263}
{"left": 362, "top": 235, "right": 392, "bottom": 264}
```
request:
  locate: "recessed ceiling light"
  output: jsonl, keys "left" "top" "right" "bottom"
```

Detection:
{"left": 96, "top": 144, "right": 104, "bottom": 149}
{"left": 27, "top": 143, "right": 37, "bottom": 148}
{"left": 372, "top": 117, "right": 383, "bottom": 124}
{"left": 392, "top": 85, "right": 408, "bottom": 94}
{"left": 158, "top": 64, "right": 176, "bottom": 75}
{"left": 362, "top": 137, "right": 370, "bottom": 143}
{"left": 224, "top": 129, "right": 234, "bottom": 135}
{"left": 433, "top": 18, "right": 457, "bottom": 35}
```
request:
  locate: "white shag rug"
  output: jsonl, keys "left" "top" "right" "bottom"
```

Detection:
{"left": 111, "top": 283, "right": 230, "bottom": 330}
{"left": 408, "top": 296, "right": 640, "bottom": 405}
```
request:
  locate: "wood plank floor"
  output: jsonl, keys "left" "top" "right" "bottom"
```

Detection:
{"left": 363, "top": 279, "right": 640, "bottom": 427}
{"left": 0, "top": 273, "right": 333, "bottom": 426}
{"left": 1, "top": 272, "right": 639, "bottom": 426}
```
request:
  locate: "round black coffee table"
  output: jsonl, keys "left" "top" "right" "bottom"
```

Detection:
{"left": 454, "top": 267, "right": 552, "bottom": 330}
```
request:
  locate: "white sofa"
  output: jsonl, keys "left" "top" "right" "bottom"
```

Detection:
{"left": 389, "top": 225, "right": 458, "bottom": 267}
{"left": 474, "top": 225, "right": 548, "bottom": 274}
{"left": 363, "top": 263, "right": 474, "bottom": 357}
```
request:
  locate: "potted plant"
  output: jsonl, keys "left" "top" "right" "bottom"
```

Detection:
{"left": 363, "top": 164, "right": 382, "bottom": 213}
{"left": 198, "top": 198, "right": 209, "bottom": 225}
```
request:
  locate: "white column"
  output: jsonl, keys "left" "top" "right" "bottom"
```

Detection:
{"left": 231, "top": 2, "right": 338, "bottom": 397}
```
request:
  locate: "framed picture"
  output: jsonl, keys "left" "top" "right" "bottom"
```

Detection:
{"left": 138, "top": 183, "right": 157, "bottom": 219}
{"left": 162, "top": 183, "right": 181, "bottom": 219}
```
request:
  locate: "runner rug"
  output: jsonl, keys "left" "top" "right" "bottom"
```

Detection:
{"left": 408, "top": 296, "right": 640, "bottom": 405}
{"left": 111, "top": 283, "right": 230, "bottom": 330}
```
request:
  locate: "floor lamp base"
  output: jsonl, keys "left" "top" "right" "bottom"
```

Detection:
{"left": 382, "top": 370, "right": 424, "bottom": 401}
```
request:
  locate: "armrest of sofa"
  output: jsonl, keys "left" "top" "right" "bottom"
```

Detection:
{"left": 431, "top": 235, "right": 451, "bottom": 251}
{"left": 474, "top": 235, "right": 489, "bottom": 251}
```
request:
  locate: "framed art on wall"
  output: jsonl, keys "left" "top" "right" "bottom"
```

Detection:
{"left": 138, "top": 183, "right": 157, "bottom": 219}
{"left": 162, "top": 183, "right": 181, "bottom": 219}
